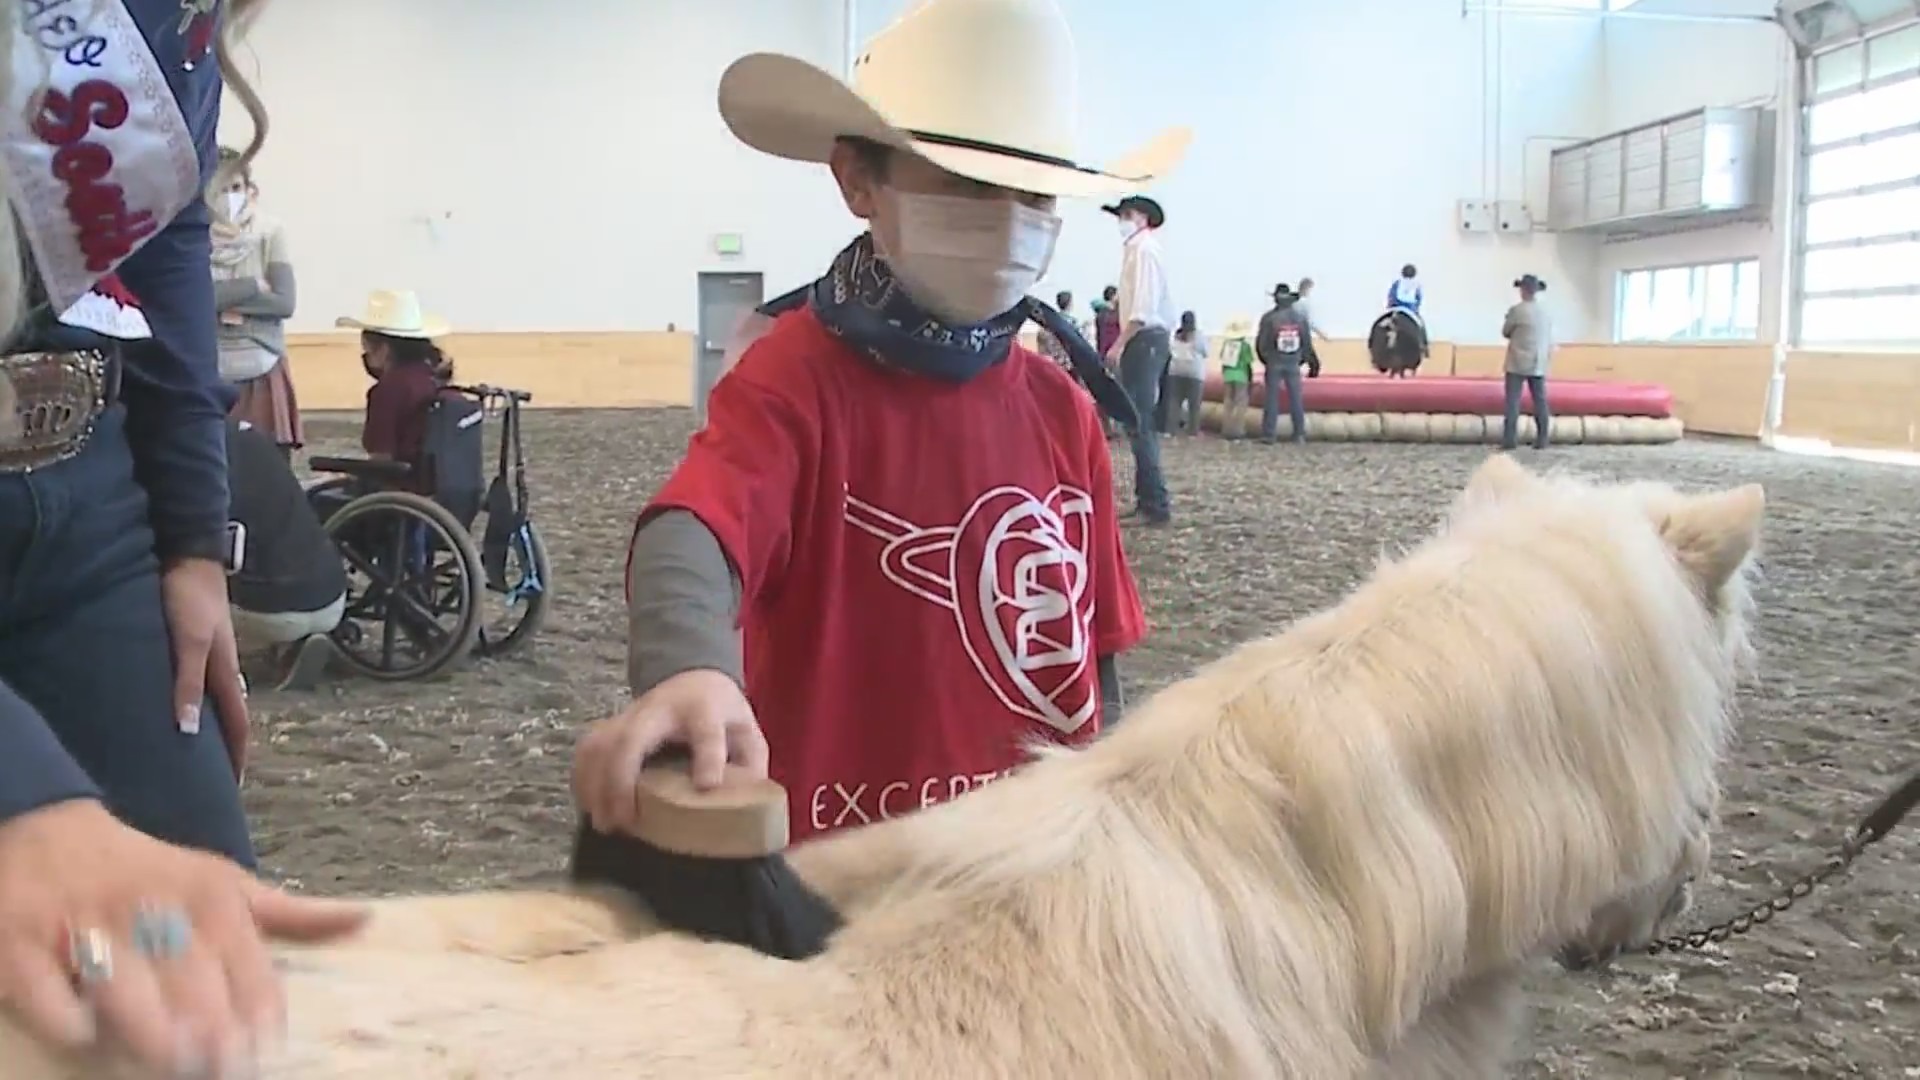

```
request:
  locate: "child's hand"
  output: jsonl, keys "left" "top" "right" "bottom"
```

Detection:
{"left": 572, "top": 670, "right": 768, "bottom": 835}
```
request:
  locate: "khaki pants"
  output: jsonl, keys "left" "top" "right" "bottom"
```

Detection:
{"left": 231, "top": 593, "right": 346, "bottom": 655}
{"left": 1221, "top": 380, "right": 1252, "bottom": 437}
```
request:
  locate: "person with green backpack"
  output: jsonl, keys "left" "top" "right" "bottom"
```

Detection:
{"left": 1217, "top": 315, "right": 1257, "bottom": 439}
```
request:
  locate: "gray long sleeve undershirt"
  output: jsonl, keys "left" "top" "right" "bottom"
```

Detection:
{"left": 625, "top": 510, "right": 1125, "bottom": 719}
{"left": 212, "top": 262, "right": 297, "bottom": 319}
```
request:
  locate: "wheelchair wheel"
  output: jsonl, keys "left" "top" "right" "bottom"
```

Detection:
{"left": 323, "top": 490, "right": 485, "bottom": 681}
{"left": 475, "top": 518, "right": 552, "bottom": 657}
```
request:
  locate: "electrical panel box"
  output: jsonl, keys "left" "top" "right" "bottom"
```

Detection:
{"left": 1457, "top": 199, "right": 1496, "bottom": 234}
{"left": 1497, "top": 201, "right": 1534, "bottom": 234}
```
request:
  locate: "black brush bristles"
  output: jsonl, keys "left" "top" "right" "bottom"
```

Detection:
{"left": 569, "top": 819, "right": 843, "bottom": 961}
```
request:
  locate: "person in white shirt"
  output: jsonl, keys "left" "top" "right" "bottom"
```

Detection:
{"left": 1385, "top": 263, "right": 1430, "bottom": 358}
{"left": 1386, "top": 263, "right": 1423, "bottom": 313}
{"left": 1295, "top": 276, "right": 1330, "bottom": 377}
{"left": 1165, "top": 310, "right": 1209, "bottom": 436}
{"left": 1104, "top": 194, "right": 1175, "bottom": 525}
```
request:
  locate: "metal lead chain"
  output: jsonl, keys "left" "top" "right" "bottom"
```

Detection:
{"left": 1645, "top": 833, "right": 1869, "bottom": 956}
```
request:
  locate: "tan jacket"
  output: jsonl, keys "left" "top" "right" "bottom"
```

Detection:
{"left": 1502, "top": 299, "right": 1552, "bottom": 376}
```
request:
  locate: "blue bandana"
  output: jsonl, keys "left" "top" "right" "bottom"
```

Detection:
{"left": 759, "top": 234, "right": 1140, "bottom": 430}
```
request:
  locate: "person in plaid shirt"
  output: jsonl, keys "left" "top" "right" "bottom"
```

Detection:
{"left": 1036, "top": 289, "right": 1082, "bottom": 370}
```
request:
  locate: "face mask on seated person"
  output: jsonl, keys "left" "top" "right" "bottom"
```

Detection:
{"left": 879, "top": 190, "right": 1062, "bottom": 325}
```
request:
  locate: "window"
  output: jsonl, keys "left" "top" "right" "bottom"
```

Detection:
{"left": 1616, "top": 260, "right": 1762, "bottom": 343}
{"left": 1806, "top": 78, "right": 1920, "bottom": 144}
{"left": 1803, "top": 185, "right": 1920, "bottom": 243}
{"left": 1805, "top": 130, "right": 1920, "bottom": 195}
{"left": 1795, "top": 18, "right": 1920, "bottom": 348}
{"left": 1799, "top": 294, "right": 1917, "bottom": 344}
{"left": 1803, "top": 239, "right": 1920, "bottom": 291}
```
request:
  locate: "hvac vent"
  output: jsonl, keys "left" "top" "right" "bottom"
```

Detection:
{"left": 1548, "top": 107, "right": 1773, "bottom": 235}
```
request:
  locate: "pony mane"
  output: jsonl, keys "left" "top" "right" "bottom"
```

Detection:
{"left": 838, "top": 467, "right": 1753, "bottom": 1073}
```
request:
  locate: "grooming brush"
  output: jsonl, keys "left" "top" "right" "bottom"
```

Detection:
{"left": 570, "top": 750, "right": 843, "bottom": 960}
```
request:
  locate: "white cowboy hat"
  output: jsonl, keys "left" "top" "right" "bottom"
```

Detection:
{"left": 334, "top": 289, "right": 450, "bottom": 339}
{"left": 1221, "top": 315, "right": 1255, "bottom": 337}
{"left": 717, "top": 0, "right": 1190, "bottom": 199}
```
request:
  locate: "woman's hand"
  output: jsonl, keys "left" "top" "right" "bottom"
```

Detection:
{"left": 0, "top": 800, "right": 366, "bottom": 1074}
{"left": 572, "top": 669, "right": 769, "bottom": 835}
{"left": 159, "top": 558, "right": 249, "bottom": 779}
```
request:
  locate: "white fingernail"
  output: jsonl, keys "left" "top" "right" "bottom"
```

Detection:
{"left": 178, "top": 704, "right": 201, "bottom": 735}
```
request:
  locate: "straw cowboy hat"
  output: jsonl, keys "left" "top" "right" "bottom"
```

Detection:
{"left": 717, "top": 0, "right": 1191, "bottom": 199}
{"left": 1221, "top": 315, "right": 1256, "bottom": 337}
{"left": 335, "top": 289, "right": 450, "bottom": 339}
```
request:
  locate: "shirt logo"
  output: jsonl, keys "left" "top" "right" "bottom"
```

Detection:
{"left": 845, "top": 484, "right": 1096, "bottom": 734}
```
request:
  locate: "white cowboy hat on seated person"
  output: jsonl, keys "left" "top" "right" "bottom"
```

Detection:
{"left": 335, "top": 289, "right": 450, "bottom": 339}
{"left": 717, "top": 0, "right": 1192, "bottom": 200}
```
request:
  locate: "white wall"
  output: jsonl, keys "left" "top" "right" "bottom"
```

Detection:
{"left": 222, "top": 0, "right": 854, "bottom": 334}
{"left": 229, "top": 0, "right": 1613, "bottom": 342}
{"left": 1591, "top": 0, "right": 1794, "bottom": 340}
{"left": 854, "top": 0, "right": 1610, "bottom": 342}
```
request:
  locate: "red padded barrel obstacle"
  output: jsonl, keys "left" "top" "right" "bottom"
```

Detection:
{"left": 1202, "top": 374, "right": 1675, "bottom": 419}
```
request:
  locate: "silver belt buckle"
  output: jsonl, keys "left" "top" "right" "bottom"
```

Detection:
{"left": 0, "top": 350, "right": 110, "bottom": 474}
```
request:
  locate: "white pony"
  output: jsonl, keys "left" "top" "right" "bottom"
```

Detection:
{"left": 4, "top": 455, "right": 1764, "bottom": 1078}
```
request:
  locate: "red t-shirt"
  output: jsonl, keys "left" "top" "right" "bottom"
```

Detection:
{"left": 362, "top": 362, "right": 443, "bottom": 464}
{"left": 645, "top": 308, "right": 1146, "bottom": 842}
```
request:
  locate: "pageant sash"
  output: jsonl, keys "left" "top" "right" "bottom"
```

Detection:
{"left": 4, "top": 0, "right": 201, "bottom": 314}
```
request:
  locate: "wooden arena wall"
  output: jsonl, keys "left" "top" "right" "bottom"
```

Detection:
{"left": 285, "top": 331, "right": 1920, "bottom": 452}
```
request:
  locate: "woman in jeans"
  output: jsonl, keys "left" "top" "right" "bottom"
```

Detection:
{"left": 1165, "top": 310, "right": 1209, "bottom": 435}
{"left": 0, "top": 3, "right": 362, "bottom": 1075}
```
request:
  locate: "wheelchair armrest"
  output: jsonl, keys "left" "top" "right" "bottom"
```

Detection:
{"left": 308, "top": 455, "right": 414, "bottom": 481}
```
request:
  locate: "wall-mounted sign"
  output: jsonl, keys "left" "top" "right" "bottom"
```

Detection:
{"left": 713, "top": 233, "right": 744, "bottom": 256}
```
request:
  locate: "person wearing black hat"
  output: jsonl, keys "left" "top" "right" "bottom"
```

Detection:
{"left": 1104, "top": 194, "right": 1175, "bottom": 524}
{"left": 1255, "top": 283, "right": 1313, "bottom": 444}
{"left": 1501, "top": 274, "right": 1554, "bottom": 450}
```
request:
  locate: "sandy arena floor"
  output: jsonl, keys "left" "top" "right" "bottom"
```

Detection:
{"left": 256, "top": 408, "right": 1917, "bottom": 1078}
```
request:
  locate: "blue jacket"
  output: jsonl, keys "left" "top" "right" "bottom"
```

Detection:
{"left": 0, "top": 0, "right": 230, "bottom": 824}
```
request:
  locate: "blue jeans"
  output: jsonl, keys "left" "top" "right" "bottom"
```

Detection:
{"left": 1117, "top": 328, "right": 1171, "bottom": 519}
{"left": 0, "top": 407, "right": 254, "bottom": 865}
{"left": 1502, "top": 373, "right": 1551, "bottom": 449}
{"left": 1262, "top": 362, "right": 1306, "bottom": 442}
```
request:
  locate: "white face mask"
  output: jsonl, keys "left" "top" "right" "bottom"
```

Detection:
{"left": 1117, "top": 215, "right": 1142, "bottom": 241}
{"left": 881, "top": 190, "right": 1061, "bottom": 325}
{"left": 224, "top": 190, "right": 248, "bottom": 220}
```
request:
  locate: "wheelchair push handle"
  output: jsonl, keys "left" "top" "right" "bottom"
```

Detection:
{"left": 453, "top": 383, "right": 533, "bottom": 406}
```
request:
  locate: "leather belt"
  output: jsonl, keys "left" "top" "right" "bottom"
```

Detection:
{"left": 0, "top": 349, "right": 118, "bottom": 474}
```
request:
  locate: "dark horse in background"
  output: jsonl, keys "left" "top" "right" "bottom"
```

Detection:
{"left": 1369, "top": 308, "right": 1427, "bottom": 378}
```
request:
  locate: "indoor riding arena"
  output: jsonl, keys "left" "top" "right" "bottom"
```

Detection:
{"left": 184, "top": 0, "right": 1920, "bottom": 1076}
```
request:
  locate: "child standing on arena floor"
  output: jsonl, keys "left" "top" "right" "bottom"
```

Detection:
{"left": 1218, "top": 315, "right": 1256, "bottom": 439}
{"left": 573, "top": 0, "right": 1188, "bottom": 845}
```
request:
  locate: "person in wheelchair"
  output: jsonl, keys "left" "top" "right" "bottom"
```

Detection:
{"left": 336, "top": 289, "right": 456, "bottom": 482}
{"left": 226, "top": 420, "right": 345, "bottom": 689}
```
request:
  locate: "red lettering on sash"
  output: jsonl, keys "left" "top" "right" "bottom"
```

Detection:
{"left": 31, "top": 80, "right": 158, "bottom": 273}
